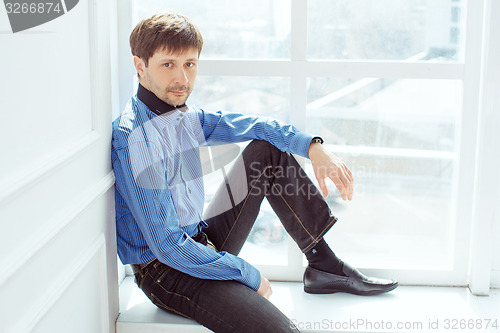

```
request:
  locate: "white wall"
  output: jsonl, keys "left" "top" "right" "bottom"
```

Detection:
{"left": 492, "top": 202, "right": 500, "bottom": 288}
{"left": 489, "top": 9, "right": 500, "bottom": 285}
{"left": 483, "top": 0, "right": 500, "bottom": 290}
{"left": 469, "top": 0, "right": 500, "bottom": 291}
{"left": 0, "top": 0, "right": 119, "bottom": 332}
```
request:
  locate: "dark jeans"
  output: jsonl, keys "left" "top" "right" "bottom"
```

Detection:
{"left": 133, "top": 140, "right": 338, "bottom": 332}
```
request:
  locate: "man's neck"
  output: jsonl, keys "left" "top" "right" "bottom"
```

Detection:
{"left": 137, "top": 83, "right": 186, "bottom": 115}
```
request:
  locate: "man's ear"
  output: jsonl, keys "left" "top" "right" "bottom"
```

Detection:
{"left": 133, "top": 56, "right": 146, "bottom": 79}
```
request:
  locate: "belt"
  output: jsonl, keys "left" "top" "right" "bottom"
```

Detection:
{"left": 131, "top": 231, "right": 217, "bottom": 275}
{"left": 131, "top": 258, "right": 156, "bottom": 275}
{"left": 192, "top": 231, "right": 218, "bottom": 251}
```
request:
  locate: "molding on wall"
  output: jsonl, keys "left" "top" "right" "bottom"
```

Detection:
{"left": 0, "top": 131, "right": 100, "bottom": 206}
{"left": 0, "top": 172, "right": 115, "bottom": 287}
{"left": 88, "top": 0, "right": 102, "bottom": 132}
{"left": 88, "top": 0, "right": 112, "bottom": 134}
{"left": 13, "top": 235, "right": 108, "bottom": 333}
{"left": 491, "top": 270, "right": 500, "bottom": 289}
{"left": 99, "top": 235, "right": 111, "bottom": 333}
{"left": 88, "top": 0, "right": 100, "bottom": 132}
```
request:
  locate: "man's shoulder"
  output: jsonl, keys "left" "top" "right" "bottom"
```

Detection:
{"left": 112, "top": 97, "right": 150, "bottom": 147}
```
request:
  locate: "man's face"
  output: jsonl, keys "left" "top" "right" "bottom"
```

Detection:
{"left": 134, "top": 47, "right": 199, "bottom": 107}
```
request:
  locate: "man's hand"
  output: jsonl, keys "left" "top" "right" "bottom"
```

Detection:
{"left": 256, "top": 274, "right": 273, "bottom": 299}
{"left": 308, "top": 143, "right": 353, "bottom": 200}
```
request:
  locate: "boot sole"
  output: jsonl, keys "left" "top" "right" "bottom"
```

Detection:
{"left": 304, "top": 282, "right": 398, "bottom": 296}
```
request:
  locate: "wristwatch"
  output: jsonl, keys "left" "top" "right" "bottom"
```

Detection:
{"left": 311, "top": 136, "right": 324, "bottom": 144}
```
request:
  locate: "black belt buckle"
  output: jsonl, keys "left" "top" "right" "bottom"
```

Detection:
{"left": 193, "top": 231, "right": 217, "bottom": 252}
{"left": 192, "top": 231, "right": 207, "bottom": 245}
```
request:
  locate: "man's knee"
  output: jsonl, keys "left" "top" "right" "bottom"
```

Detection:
{"left": 245, "top": 139, "right": 281, "bottom": 156}
{"left": 247, "top": 139, "right": 272, "bottom": 149}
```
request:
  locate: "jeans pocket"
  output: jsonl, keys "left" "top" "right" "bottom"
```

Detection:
{"left": 150, "top": 292, "right": 191, "bottom": 319}
{"left": 154, "top": 265, "right": 173, "bottom": 284}
{"left": 134, "top": 270, "right": 152, "bottom": 290}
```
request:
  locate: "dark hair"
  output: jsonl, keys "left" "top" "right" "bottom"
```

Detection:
{"left": 129, "top": 11, "right": 203, "bottom": 66}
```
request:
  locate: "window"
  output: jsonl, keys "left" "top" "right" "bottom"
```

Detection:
{"left": 308, "top": 0, "right": 463, "bottom": 61}
{"left": 135, "top": 0, "right": 291, "bottom": 59}
{"left": 130, "top": 0, "right": 482, "bottom": 285}
{"left": 306, "top": 77, "right": 462, "bottom": 270}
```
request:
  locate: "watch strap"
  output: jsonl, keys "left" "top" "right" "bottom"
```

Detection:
{"left": 311, "top": 136, "right": 324, "bottom": 144}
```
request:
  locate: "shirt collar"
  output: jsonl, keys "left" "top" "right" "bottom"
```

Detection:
{"left": 137, "top": 83, "right": 187, "bottom": 116}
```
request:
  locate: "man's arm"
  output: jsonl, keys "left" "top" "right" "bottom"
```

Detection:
{"left": 112, "top": 139, "right": 262, "bottom": 291}
{"left": 197, "top": 108, "right": 354, "bottom": 200}
{"left": 197, "top": 109, "right": 313, "bottom": 158}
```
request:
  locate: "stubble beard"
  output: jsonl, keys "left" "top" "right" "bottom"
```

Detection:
{"left": 163, "top": 85, "right": 192, "bottom": 107}
{"left": 143, "top": 74, "right": 192, "bottom": 107}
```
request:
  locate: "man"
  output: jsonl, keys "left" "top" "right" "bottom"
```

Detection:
{"left": 112, "top": 11, "right": 398, "bottom": 332}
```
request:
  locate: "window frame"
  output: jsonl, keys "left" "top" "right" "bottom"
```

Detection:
{"left": 116, "top": 0, "right": 492, "bottom": 288}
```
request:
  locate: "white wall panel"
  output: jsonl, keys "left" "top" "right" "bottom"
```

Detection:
{"left": 489, "top": 0, "right": 500, "bottom": 290}
{"left": 33, "top": 253, "right": 106, "bottom": 333}
{"left": 35, "top": 235, "right": 110, "bottom": 333}
{"left": 0, "top": 1, "right": 93, "bottom": 184}
{"left": 468, "top": 0, "right": 500, "bottom": 293}
{"left": 492, "top": 216, "right": 500, "bottom": 288}
{"left": 0, "top": 144, "right": 113, "bottom": 280}
{"left": 0, "top": 188, "right": 115, "bottom": 332}
{"left": 491, "top": 192, "right": 500, "bottom": 288}
{"left": 0, "top": 0, "right": 119, "bottom": 332}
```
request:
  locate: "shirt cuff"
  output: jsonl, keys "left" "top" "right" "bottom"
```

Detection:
{"left": 289, "top": 131, "right": 314, "bottom": 159}
{"left": 236, "top": 261, "right": 262, "bottom": 291}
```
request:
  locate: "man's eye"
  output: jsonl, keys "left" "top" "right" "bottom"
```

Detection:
{"left": 186, "top": 62, "right": 195, "bottom": 68}
{"left": 164, "top": 63, "right": 172, "bottom": 68}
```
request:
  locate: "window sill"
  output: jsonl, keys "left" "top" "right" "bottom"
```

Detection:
{"left": 117, "top": 276, "right": 500, "bottom": 333}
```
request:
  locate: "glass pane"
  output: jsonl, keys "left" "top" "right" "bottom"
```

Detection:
{"left": 194, "top": 76, "right": 291, "bottom": 266}
{"left": 239, "top": 200, "right": 289, "bottom": 266}
{"left": 190, "top": 76, "right": 290, "bottom": 123}
{"left": 134, "top": 0, "right": 291, "bottom": 59}
{"left": 202, "top": 156, "right": 289, "bottom": 266}
{"left": 304, "top": 157, "right": 455, "bottom": 269}
{"left": 307, "top": 78, "right": 461, "bottom": 151}
{"left": 305, "top": 78, "right": 461, "bottom": 268}
{"left": 308, "top": 0, "right": 466, "bottom": 62}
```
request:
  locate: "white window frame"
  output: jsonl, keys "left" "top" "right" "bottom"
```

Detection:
{"left": 116, "top": 0, "right": 495, "bottom": 290}
{"left": 467, "top": 0, "right": 500, "bottom": 295}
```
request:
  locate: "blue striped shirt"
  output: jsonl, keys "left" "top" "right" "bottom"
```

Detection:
{"left": 111, "top": 88, "right": 313, "bottom": 291}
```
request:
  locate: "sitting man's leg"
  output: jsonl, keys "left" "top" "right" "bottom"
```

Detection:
{"left": 203, "top": 140, "right": 397, "bottom": 295}
{"left": 132, "top": 258, "right": 299, "bottom": 333}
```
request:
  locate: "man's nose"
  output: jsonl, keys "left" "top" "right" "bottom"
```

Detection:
{"left": 174, "top": 67, "right": 189, "bottom": 85}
